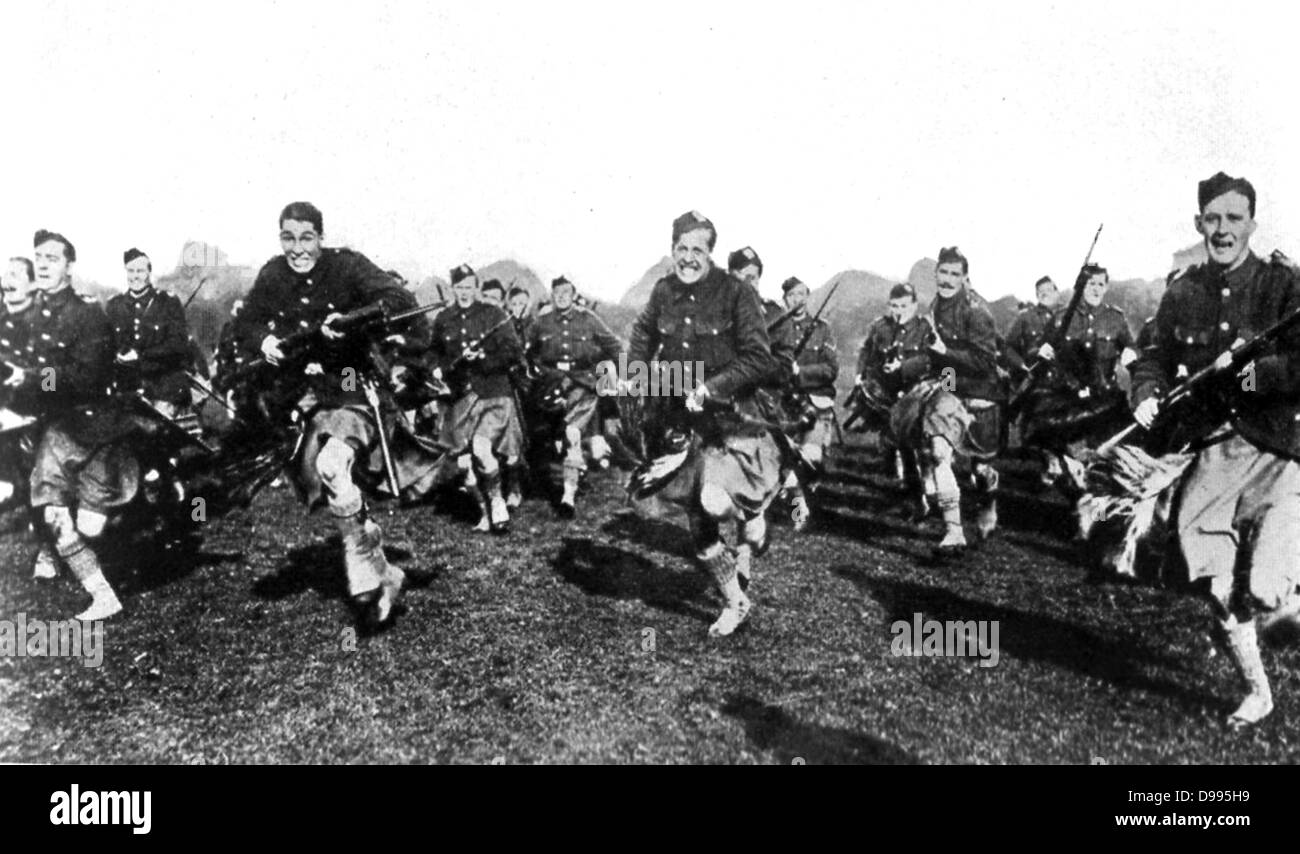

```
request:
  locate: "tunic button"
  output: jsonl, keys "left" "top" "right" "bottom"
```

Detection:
{"left": 1219, "top": 322, "right": 1230, "bottom": 331}
{"left": 306, "top": 279, "right": 313, "bottom": 285}
{"left": 300, "top": 320, "right": 309, "bottom": 328}
{"left": 1221, "top": 288, "right": 1230, "bottom": 298}
{"left": 685, "top": 318, "right": 692, "bottom": 324}
{"left": 683, "top": 342, "right": 690, "bottom": 349}
{"left": 300, "top": 297, "right": 310, "bottom": 304}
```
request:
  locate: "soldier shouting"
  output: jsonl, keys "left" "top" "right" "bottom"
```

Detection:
{"left": 1131, "top": 172, "right": 1300, "bottom": 727}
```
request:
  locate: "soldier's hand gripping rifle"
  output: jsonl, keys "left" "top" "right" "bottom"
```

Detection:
{"left": 435, "top": 315, "right": 516, "bottom": 399}
{"left": 1096, "top": 303, "right": 1300, "bottom": 455}
{"left": 223, "top": 299, "right": 446, "bottom": 388}
{"left": 1007, "top": 223, "right": 1104, "bottom": 415}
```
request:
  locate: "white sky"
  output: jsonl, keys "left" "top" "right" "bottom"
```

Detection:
{"left": 2, "top": 0, "right": 1297, "bottom": 302}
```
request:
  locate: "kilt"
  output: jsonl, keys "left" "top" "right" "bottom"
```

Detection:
{"left": 890, "top": 379, "right": 1001, "bottom": 460}
{"left": 792, "top": 394, "right": 836, "bottom": 452}
{"left": 29, "top": 423, "right": 139, "bottom": 512}
{"left": 1020, "top": 387, "right": 1129, "bottom": 450}
{"left": 632, "top": 427, "right": 783, "bottom": 523}
{"left": 440, "top": 392, "right": 524, "bottom": 459}
{"left": 293, "top": 404, "right": 455, "bottom": 510}
{"left": 1175, "top": 429, "right": 1300, "bottom": 611}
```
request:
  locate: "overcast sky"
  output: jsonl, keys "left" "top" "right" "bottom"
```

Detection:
{"left": 2, "top": 0, "right": 1297, "bottom": 301}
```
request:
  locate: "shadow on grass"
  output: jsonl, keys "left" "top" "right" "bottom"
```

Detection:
{"left": 834, "top": 569, "right": 1208, "bottom": 709}
{"left": 721, "top": 694, "right": 922, "bottom": 765}
{"left": 552, "top": 536, "right": 712, "bottom": 623}
{"left": 251, "top": 539, "right": 348, "bottom": 602}
{"left": 600, "top": 512, "right": 693, "bottom": 561}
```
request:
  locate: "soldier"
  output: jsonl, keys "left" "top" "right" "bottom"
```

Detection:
{"left": 507, "top": 285, "right": 533, "bottom": 341}
{"left": 232, "top": 201, "right": 436, "bottom": 628}
{"left": 429, "top": 263, "right": 524, "bottom": 533}
{"left": 1003, "top": 276, "right": 1059, "bottom": 378}
{"left": 105, "top": 248, "right": 193, "bottom": 419}
{"left": 1027, "top": 265, "right": 1136, "bottom": 487}
{"left": 1130, "top": 172, "right": 1300, "bottom": 727}
{"left": 18, "top": 230, "right": 134, "bottom": 618}
{"left": 0, "top": 257, "right": 40, "bottom": 507}
{"left": 526, "top": 275, "right": 622, "bottom": 516}
{"left": 627, "top": 211, "right": 781, "bottom": 636}
{"left": 850, "top": 283, "right": 934, "bottom": 485}
{"left": 728, "top": 247, "right": 784, "bottom": 326}
{"left": 480, "top": 278, "right": 506, "bottom": 309}
{"left": 769, "top": 275, "right": 838, "bottom": 530}
{"left": 891, "top": 247, "right": 1003, "bottom": 555}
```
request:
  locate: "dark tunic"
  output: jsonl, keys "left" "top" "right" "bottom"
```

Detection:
{"left": 105, "top": 285, "right": 192, "bottom": 405}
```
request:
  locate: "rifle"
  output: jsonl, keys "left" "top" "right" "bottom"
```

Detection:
{"left": 788, "top": 278, "right": 842, "bottom": 361}
{"left": 182, "top": 276, "right": 210, "bottom": 309}
{"left": 1096, "top": 303, "right": 1300, "bottom": 455}
{"left": 437, "top": 314, "right": 516, "bottom": 398}
{"left": 224, "top": 299, "right": 446, "bottom": 387}
{"left": 1007, "top": 223, "right": 1104, "bottom": 415}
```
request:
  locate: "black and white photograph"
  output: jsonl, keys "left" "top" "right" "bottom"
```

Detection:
{"left": 0, "top": 0, "right": 1296, "bottom": 789}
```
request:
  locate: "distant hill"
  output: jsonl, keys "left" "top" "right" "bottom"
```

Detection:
{"left": 620, "top": 257, "right": 673, "bottom": 308}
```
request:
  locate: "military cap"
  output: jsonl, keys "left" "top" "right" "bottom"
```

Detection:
{"left": 888, "top": 282, "right": 917, "bottom": 301}
{"left": 551, "top": 275, "right": 574, "bottom": 290}
{"left": 450, "top": 264, "right": 476, "bottom": 285}
{"left": 727, "top": 246, "right": 762, "bottom": 274}
{"left": 123, "top": 247, "right": 148, "bottom": 266}
{"left": 672, "top": 210, "right": 716, "bottom": 247}
{"left": 781, "top": 276, "right": 806, "bottom": 294}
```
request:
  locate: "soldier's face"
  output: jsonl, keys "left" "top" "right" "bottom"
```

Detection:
{"left": 1196, "top": 191, "right": 1256, "bottom": 269}
{"left": 508, "top": 293, "right": 529, "bottom": 317}
{"left": 672, "top": 228, "right": 713, "bottom": 285}
{"left": 935, "top": 261, "right": 966, "bottom": 297}
{"left": 1035, "top": 280, "right": 1058, "bottom": 307}
{"left": 733, "top": 264, "right": 761, "bottom": 290}
{"left": 125, "top": 255, "right": 151, "bottom": 291}
{"left": 553, "top": 283, "right": 575, "bottom": 311}
{"left": 1082, "top": 273, "right": 1107, "bottom": 307}
{"left": 280, "top": 218, "right": 323, "bottom": 274}
{"left": 481, "top": 289, "right": 503, "bottom": 308}
{"left": 453, "top": 277, "right": 478, "bottom": 307}
{"left": 33, "top": 240, "right": 72, "bottom": 291}
{"left": 2, "top": 262, "right": 37, "bottom": 307}
{"left": 783, "top": 282, "right": 810, "bottom": 312}
{"left": 888, "top": 296, "right": 917, "bottom": 323}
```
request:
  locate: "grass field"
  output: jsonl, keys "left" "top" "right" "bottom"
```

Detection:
{"left": 1, "top": 439, "right": 1297, "bottom": 764}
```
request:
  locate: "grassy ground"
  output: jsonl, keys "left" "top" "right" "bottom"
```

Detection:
{"left": 1, "top": 439, "right": 1297, "bottom": 764}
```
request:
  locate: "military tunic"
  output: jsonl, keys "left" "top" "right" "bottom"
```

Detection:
{"left": 105, "top": 285, "right": 192, "bottom": 405}
{"left": 234, "top": 247, "right": 426, "bottom": 411}
{"left": 1051, "top": 302, "right": 1134, "bottom": 393}
{"left": 770, "top": 313, "right": 837, "bottom": 398}
{"left": 528, "top": 305, "right": 621, "bottom": 432}
{"left": 1003, "top": 303, "right": 1055, "bottom": 374}
{"left": 627, "top": 264, "right": 781, "bottom": 522}
{"left": 1130, "top": 252, "right": 1300, "bottom": 610}
{"left": 429, "top": 300, "right": 524, "bottom": 457}
{"left": 856, "top": 314, "right": 934, "bottom": 398}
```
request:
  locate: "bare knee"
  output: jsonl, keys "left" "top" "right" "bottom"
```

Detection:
{"left": 471, "top": 436, "right": 497, "bottom": 471}
{"left": 316, "top": 438, "right": 356, "bottom": 489}
{"left": 43, "top": 505, "right": 77, "bottom": 548}
{"left": 698, "top": 483, "right": 733, "bottom": 520}
{"left": 75, "top": 508, "right": 108, "bottom": 539}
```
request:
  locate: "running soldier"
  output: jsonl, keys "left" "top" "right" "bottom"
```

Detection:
{"left": 626, "top": 211, "right": 781, "bottom": 636}
{"left": 105, "top": 248, "right": 193, "bottom": 419}
{"left": 1003, "top": 276, "right": 1059, "bottom": 378}
{"left": 1130, "top": 172, "right": 1300, "bottom": 727}
{"left": 526, "top": 275, "right": 621, "bottom": 516}
{"left": 20, "top": 230, "right": 135, "bottom": 619}
{"left": 429, "top": 263, "right": 524, "bottom": 533}
{"left": 891, "top": 247, "right": 1003, "bottom": 555}
{"left": 1025, "top": 265, "right": 1136, "bottom": 488}
{"left": 770, "top": 275, "right": 838, "bottom": 530}
{"left": 232, "top": 202, "right": 437, "bottom": 628}
{"left": 849, "top": 282, "right": 935, "bottom": 490}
